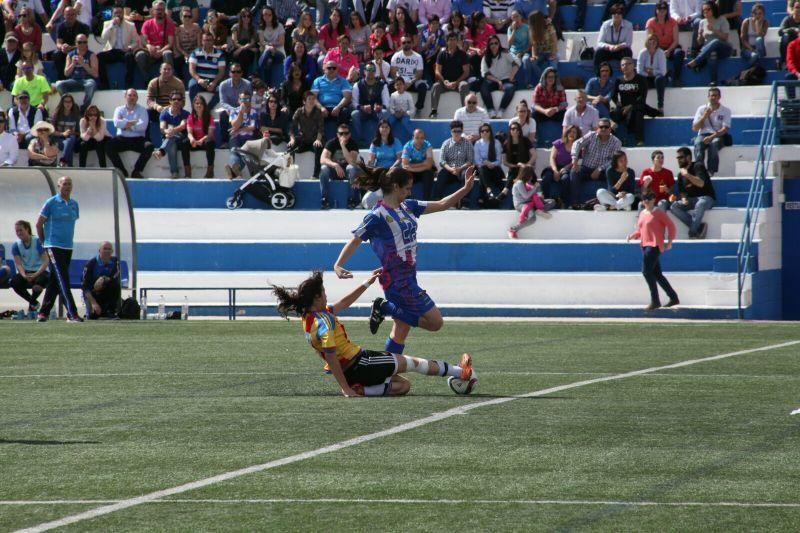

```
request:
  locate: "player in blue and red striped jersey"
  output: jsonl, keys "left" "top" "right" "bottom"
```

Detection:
{"left": 333, "top": 164, "right": 475, "bottom": 355}
{"left": 272, "top": 270, "right": 474, "bottom": 397}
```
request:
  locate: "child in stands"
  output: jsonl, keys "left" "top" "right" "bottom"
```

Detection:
{"left": 508, "top": 164, "right": 553, "bottom": 239}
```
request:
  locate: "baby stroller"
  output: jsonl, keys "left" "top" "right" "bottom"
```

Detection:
{"left": 226, "top": 143, "right": 299, "bottom": 210}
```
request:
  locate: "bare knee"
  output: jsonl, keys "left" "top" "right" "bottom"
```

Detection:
{"left": 387, "top": 375, "right": 410, "bottom": 396}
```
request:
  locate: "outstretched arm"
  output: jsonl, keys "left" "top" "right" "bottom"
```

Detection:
{"left": 333, "top": 235, "right": 362, "bottom": 278}
{"left": 331, "top": 268, "right": 381, "bottom": 314}
{"left": 323, "top": 351, "right": 361, "bottom": 397}
{"left": 424, "top": 166, "right": 476, "bottom": 214}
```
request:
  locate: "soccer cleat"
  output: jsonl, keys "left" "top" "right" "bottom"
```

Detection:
{"left": 369, "top": 297, "right": 386, "bottom": 334}
{"left": 67, "top": 316, "right": 84, "bottom": 323}
{"left": 36, "top": 313, "right": 48, "bottom": 322}
{"left": 459, "top": 352, "right": 473, "bottom": 381}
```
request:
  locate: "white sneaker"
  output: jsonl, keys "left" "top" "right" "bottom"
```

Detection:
{"left": 593, "top": 204, "right": 607, "bottom": 211}
{"left": 536, "top": 209, "right": 552, "bottom": 219}
{"left": 490, "top": 109, "right": 498, "bottom": 118}
{"left": 622, "top": 204, "right": 632, "bottom": 211}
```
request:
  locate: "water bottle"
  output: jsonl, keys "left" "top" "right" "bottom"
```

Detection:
{"left": 140, "top": 294, "right": 147, "bottom": 320}
{"left": 157, "top": 294, "right": 165, "bottom": 320}
{"left": 181, "top": 296, "right": 189, "bottom": 320}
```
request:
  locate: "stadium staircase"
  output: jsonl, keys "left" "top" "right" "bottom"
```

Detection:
{"left": 1, "top": 0, "right": 794, "bottom": 318}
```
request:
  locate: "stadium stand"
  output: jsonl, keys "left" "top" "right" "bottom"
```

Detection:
{"left": 1, "top": 0, "right": 798, "bottom": 319}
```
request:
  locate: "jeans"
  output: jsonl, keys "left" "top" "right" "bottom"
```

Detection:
{"left": 670, "top": 195, "right": 715, "bottom": 235}
{"left": 55, "top": 78, "right": 97, "bottom": 111}
{"left": 388, "top": 113, "right": 413, "bottom": 143}
{"left": 741, "top": 36, "right": 766, "bottom": 67}
{"left": 258, "top": 48, "right": 286, "bottom": 86}
{"left": 188, "top": 78, "right": 220, "bottom": 109}
{"left": 135, "top": 50, "right": 174, "bottom": 81}
{"left": 228, "top": 135, "right": 254, "bottom": 168}
{"left": 693, "top": 133, "right": 725, "bottom": 174}
{"left": 540, "top": 167, "right": 571, "bottom": 206}
{"left": 158, "top": 135, "right": 188, "bottom": 173}
{"left": 79, "top": 137, "right": 106, "bottom": 167}
{"left": 667, "top": 47, "right": 685, "bottom": 83}
{"left": 56, "top": 135, "right": 78, "bottom": 166}
{"left": 641, "top": 246, "right": 678, "bottom": 306}
{"left": 526, "top": 53, "right": 558, "bottom": 87}
{"left": 645, "top": 74, "right": 667, "bottom": 109}
{"left": 351, "top": 109, "right": 390, "bottom": 145}
{"left": 692, "top": 39, "right": 732, "bottom": 84}
{"left": 434, "top": 168, "right": 480, "bottom": 208}
{"left": 479, "top": 78, "right": 516, "bottom": 112}
{"left": 569, "top": 165, "right": 604, "bottom": 205}
{"left": 320, "top": 163, "right": 360, "bottom": 204}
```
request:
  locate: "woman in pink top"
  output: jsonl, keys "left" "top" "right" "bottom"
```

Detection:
{"left": 187, "top": 95, "right": 216, "bottom": 179}
{"left": 627, "top": 191, "right": 680, "bottom": 310}
{"left": 78, "top": 105, "right": 108, "bottom": 167}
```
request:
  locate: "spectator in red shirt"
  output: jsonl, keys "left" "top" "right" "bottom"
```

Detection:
{"left": 786, "top": 34, "right": 800, "bottom": 99}
{"left": 638, "top": 149, "right": 674, "bottom": 210}
{"left": 136, "top": 0, "right": 175, "bottom": 82}
{"left": 532, "top": 66, "right": 567, "bottom": 136}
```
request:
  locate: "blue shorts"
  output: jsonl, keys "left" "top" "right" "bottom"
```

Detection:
{"left": 384, "top": 277, "right": 436, "bottom": 323}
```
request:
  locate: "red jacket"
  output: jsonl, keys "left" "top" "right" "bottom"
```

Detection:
{"left": 788, "top": 37, "right": 800, "bottom": 74}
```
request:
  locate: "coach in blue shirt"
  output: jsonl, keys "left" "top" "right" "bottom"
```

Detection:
{"left": 82, "top": 241, "right": 121, "bottom": 319}
{"left": 35, "top": 175, "right": 82, "bottom": 322}
{"left": 311, "top": 61, "right": 353, "bottom": 126}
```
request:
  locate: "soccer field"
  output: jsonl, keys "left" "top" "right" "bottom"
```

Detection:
{"left": 2, "top": 320, "right": 799, "bottom": 532}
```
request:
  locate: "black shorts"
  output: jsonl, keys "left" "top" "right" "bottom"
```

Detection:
{"left": 344, "top": 350, "right": 397, "bottom": 387}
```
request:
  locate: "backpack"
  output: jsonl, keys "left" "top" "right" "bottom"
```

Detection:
{"left": 118, "top": 297, "right": 141, "bottom": 320}
{"left": 725, "top": 64, "right": 765, "bottom": 86}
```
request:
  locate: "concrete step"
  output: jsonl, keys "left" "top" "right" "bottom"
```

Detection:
{"left": 132, "top": 270, "right": 751, "bottom": 308}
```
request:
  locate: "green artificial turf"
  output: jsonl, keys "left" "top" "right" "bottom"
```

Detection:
{"left": 1, "top": 320, "right": 799, "bottom": 532}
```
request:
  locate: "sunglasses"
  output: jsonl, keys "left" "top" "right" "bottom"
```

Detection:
{"left": 77, "top": 40, "right": 88, "bottom": 43}
{"left": 480, "top": 129, "right": 490, "bottom": 133}
{"left": 326, "top": 66, "right": 337, "bottom": 70}
{"left": 240, "top": 98, "right": 251, "bottom": 102}
{"left": 337, "top": 131, "right": 350, "bottom": 135}
{"left": 18, "top": 95, "right": 29, "bottom": 99}
{"left": 401, "top": 41, "right": 411, "bottom": 45}
{"left": 466, "top": 101, "right": 477, "bottom": 104}
{"left": 230, "top": 70, "right": 242, "bottom": 73}
{"left": 182, "top": 13, "right": 191, "bottom": 17}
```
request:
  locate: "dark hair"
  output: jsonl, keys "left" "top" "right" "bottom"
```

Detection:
{"left": 272, "top": 270, "right": 325, "bottom": 318}
{"left": 650, "top": 149, "right": 664, "bottom": 160}
{"left": 428, "top": 14, "right": 439, "bottom": 23}
{"left": 654, "top": 1, "right": 670, "bottom": 19}
{"left": 292, "top": 39, "right": 309, "bottom": 65}
{"left": 597, "top": 60, "right": 613, "bottom": 76}
{"left": 53, "top": 93, "right": 76, "bottom": 126}
{"left": 676, "top": 146, "right": 692, "bottom": 158}
{"left": 610, "top": 3, "right": 625, "bottom": 15}
{"left": 391, "top": 6, "right": 417, "bottom": 36}
{"left": 611, "top": 150, "right": 627, "bottom": 170}
{"left": 261, "top": 6, "right": 278, "bottom": 29}
{"left": 328, "top": 8, "right": 347, "bottom": 36}
{"left": 15, "top": 220, "right": 32, "bottom": 234}
{"left": 192, "top": 94, "right": 211, "bottom": 132}
{"left": 528, "top": 10, "right": 547, "bottom": 44}
{"left": 469, "top": 11, "right": 485, "bottom": 36}
{"left": 479, "top": 122, "right": 496, "bottom": 161}
{"left": 484, "top": 35, "right": 504, "bottom": 68}
{"left": 448, "top": 10, "right": 465, "bottom": 29}
{"left": 371, "top": 118, "right": 395, "bottom": 147}
{"left": 563, "top": 124, "right": 581, "bottom": 142}
{"left": 515, "top": 164, "right": 535, "bottom": 183}
{"left": 702, "top": 1, "right": 719, "bottom": 17}
{"left": 353, "top": 163, "right": 413, "bottom": 194}
{"left": 450, "top": 119, "right": 463, "bottom": 129}
{"left": 708, "top": 86, "right": 721, "bottom": 97}
{"left": 504, "top": 125, "right": 528, "bottom": 162}
{"left": 350, "top": 11, "right": 365, "bottom": 29}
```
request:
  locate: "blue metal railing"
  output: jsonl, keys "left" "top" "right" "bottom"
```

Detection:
{"left": 736, "top": 80, "right": 798, "bottom": 318}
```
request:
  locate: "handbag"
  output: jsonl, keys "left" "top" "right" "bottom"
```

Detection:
{"left": 579, "top": 37, "right": 594, "bottom": 61}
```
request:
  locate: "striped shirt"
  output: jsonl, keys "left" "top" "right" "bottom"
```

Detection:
{"left": 439, "top": 137, "right": 474, "bottom": 168}
{"left": 570, "top": 131, "right": 622, "bottom": 171}
{"left": 189, "top": 46, "right": 226, "bottom": 81}
{"left": 453, "top": 106, "right": 490, "bottom": 136}
{"left": 483, "top": 0, "right": 513, "bottom": 21}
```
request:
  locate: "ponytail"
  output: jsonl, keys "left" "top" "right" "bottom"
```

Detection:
{"left": 271, "top": 270, "right": 325, "bottom": 318}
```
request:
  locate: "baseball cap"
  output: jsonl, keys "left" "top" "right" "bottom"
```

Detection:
{"left": 4, "top": 33, "right": 18, "bottom": 42}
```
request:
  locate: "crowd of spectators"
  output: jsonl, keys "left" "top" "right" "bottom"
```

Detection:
{"left": 0, "top": 0, "right": 785, "bottom": 221}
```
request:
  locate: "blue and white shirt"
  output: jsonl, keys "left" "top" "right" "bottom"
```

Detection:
{"left": 402, "top": 139, "right": 431, "bottom": 164}
{"left": 189, "top": 47, "right": 226, "bottom": 82}
{"left": 352, "top": 199, "right": 428, "bottom": 288}
{"left": 12, "top": 236, "right": 44, "bottom": 271}
{"left": 40, "top": 194, "right": 80, "bottom": 249}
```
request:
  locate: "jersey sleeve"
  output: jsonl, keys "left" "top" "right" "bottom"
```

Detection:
{"left": 406, "top": 199, "right": 428, "bottom": 217}
{"left": 353, "top": 212, "right": 380, "bottom": 241}
{"left": 315, "top": 312, "right": 337, "bottom": 350}
{"left": 11, "top": 242, "right": 20, "bottom": 257}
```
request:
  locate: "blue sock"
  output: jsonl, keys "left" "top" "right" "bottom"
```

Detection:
{"left": 385, "top": 337, "right": 405, "bottom": 354}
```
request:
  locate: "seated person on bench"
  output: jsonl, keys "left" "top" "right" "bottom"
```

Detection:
{"left": 81, "top": 241, "right": 121, "bottom": 319}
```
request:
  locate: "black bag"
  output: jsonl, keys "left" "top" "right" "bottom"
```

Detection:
{"left": 725, "top": 64, "right": 765, "bottom": 86}
{"left": 579, "top": 37, "right": 594, "bottom": 61}
{"left": 119, "top": 297, "right": 141, "bottom": 320}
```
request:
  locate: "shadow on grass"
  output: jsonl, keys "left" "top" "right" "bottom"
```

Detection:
{"left": 0, "top": 438, "right": 101, "bottom": 445}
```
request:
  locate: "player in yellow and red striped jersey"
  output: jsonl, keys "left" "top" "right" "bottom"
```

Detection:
{"left": 272, "top": 269, "right": 474, "bottom": 397}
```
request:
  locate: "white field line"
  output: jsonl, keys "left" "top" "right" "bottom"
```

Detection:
{"left": 3, "top": 498, "right": 800, "bottom": 509}
{"left": 15, "top": 340, "right": 800, "bottom": 533}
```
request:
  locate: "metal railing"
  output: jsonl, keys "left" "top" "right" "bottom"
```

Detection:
{"left": 736, "top": 80, "right": 798, "bottom": 319}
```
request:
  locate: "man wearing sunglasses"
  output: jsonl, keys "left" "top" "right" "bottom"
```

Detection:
{"left": 311, "top": 60, "right": 353, "bottom": 127}
{"left": 7, "top": 89, "right": 44, "bottom": 149}
{"left": 351, "top": 63, "right": 390, "bottom": 147}
{"left": 389, "top": 36, "right": 427, "bottom": 118}
{"left": 319, "top": 126, "right": 361, "bottom": 209}
{"left": 569, "top": 117, "right": 621, "bottom": 207}
{"left": 54, "top": 34, "right": 99, "bottom": 113}
{"left": 97, "top": 5, "right": 140, "bottom": 89}
{"left": 217, "top": 62, "right": 252, "bottom": 147}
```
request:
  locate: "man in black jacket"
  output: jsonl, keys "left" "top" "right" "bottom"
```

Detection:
{"left": 670, "top": 146, "right": 716, "bottom": 239}
{"left": 610, "top": 57, "right": 660, "bottom": 146}
{"left": 81, "top": 241, "right": 122, "bottom": 319}
{"left": 0, "top": 33, "right": 21, "bottom": 90}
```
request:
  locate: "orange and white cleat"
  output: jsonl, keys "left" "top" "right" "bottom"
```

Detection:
{"left": 459, "top": 352, "right": 473, "bottom": 381}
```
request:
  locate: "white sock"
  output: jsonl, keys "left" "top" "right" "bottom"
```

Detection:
{"left": 363, "top": 383, "right": 387, "bottom": 396}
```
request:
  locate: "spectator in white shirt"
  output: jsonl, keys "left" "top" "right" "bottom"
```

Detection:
{"left": 637, "top": 34, "right": 668, "bottom": 113}
{"left": 454, "top": 93, "right": 491, "bottom": 142}
{"left": 691, "top": 86, "right": 731, "bottom": 176}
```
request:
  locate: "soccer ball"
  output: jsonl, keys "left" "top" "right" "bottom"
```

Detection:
{"left": 448, "top": 375, "right": 477, "bottom": 395}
